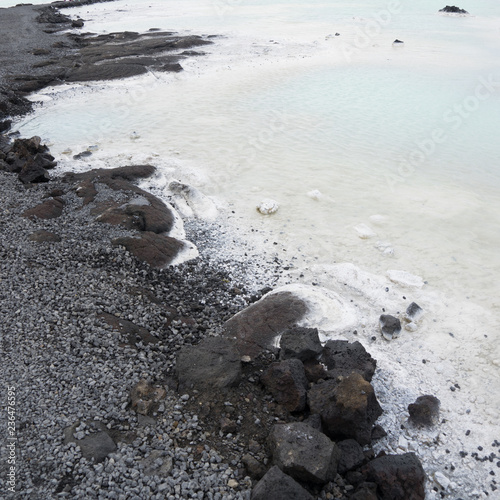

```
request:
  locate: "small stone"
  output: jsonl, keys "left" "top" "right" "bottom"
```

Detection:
{"left": 257, "top": 199, "right": 279, "bottom": 215}
{"left": 379, "top": 314, "right": 401, "bottom": 340}
{"left": 408, "top": 395, "right": 440, "bottom": 426}
{"left": 227, "top": 479, "right": 239, "bottom": 488}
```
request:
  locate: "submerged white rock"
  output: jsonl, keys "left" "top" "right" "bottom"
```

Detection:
{"left": 307, "top": 189, "right": 322, "bottom": 200}
{"left": 387, "top": 269, "right": 424, "bottom": 288}
{"left": 354, "top": 223, "right": 376, "bottom": 239}
{"left": 257, "top": 199, "right": 279, "bottom": 215}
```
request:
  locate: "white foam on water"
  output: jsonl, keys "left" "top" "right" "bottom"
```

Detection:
{"left": 10, "top": 0, "right": 500, "bottom": 496}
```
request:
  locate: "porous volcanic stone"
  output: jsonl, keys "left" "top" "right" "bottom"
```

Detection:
{"left": 337, "top": 439, "right": 366, "bottom": 474}
{"left": 268, "top": 422, "right": 340, "bottom": 484}
{"left": 251, "top": 465, "right": 314, "bottom": 500}
{"left": 224, "top": 291, "right": 308, "bottom": 359}
{"left": 360, "top": 452, "right": 426, "bottom": 500}
{"left": 408, "top": 395, "right": 440, "bottom": 426}
{"left": 307, "top": 373, "right": 383, "bottom": 445}
{"left": 261, "top": 359, "right": 308, "bottom": 412}
{"left": 176, "top": 337, "right": 241, "bottom": 392}
{"left": 279, "top": 326, "right": 322, "bottom": 361}
{"left": 321, "top": 340, "right": 377, "bottom": 381}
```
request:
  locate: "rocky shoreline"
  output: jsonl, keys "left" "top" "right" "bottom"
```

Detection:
{"left": 1, "top": 2, "right": 499, "bottom": 499}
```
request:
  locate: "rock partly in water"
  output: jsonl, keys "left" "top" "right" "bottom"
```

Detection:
{"left": 321, "top": 340, "right": 377, "bottom": 382}
{"left": 261, "top": 359, "right": 309, "bottom": 412}
{"left": 408, "top": 395, "right": 441, "bottom": 427}
{"left": 224, "top": 291, "right": 308, "bottom": 359}
{"left": 268, "top": 422, "right": 340, "bottom": 484}
{"left": 112, "top": 232, "right": 185, "bottom": 268}
{"left": 360, "top": 453, "right": 426, "bottom": 500}
{"left": 279, "top": 326, "right": 322, "bottom": 362}
{"left": 439, "top": 5, "right": 468, "bottom": 14}
{"left": 379, "top": 314, "right": 401, "bottom": 341}
{"left": 256, "top": 199, "right": 279, "bottom": 215}
{"left": 176, "top": 337, "right": 242, "bottom": 392}
{"left": 251, "top": 465, "right": 314, "bottom": 500}
{"left": 308, "top": 373, "right": 383, "bottom": 445}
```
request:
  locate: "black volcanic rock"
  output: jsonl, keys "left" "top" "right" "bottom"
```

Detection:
{"left": 439, "top": 5, "right": 469, "bottom": 14}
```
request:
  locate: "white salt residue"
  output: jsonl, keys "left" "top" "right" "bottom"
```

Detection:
{"left": 168, "top": 181, "right": 218, "bottom": 221}
{"left": 387, "top": 269, "right": 425, "bottom": 288}
{"left": 169, "top": 239, "right": 199, "bottom": 266}
{"left": 267, "top": 283, "right": 358, "bottom": 340}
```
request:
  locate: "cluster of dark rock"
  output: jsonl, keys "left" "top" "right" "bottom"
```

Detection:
{"left": 173, "top": 288, "right": 433, "bottom": 499}
{"left": 0, "top": 135, "right": 193, "bottom": 266}
{"left": 0, "top": 2, "right": 213, "bottom": 134}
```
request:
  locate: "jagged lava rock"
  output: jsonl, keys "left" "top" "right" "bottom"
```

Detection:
{"left": 308, "top": 373, "right": 383, "bottom": 445}
{"left": 261, "top": 358, "right": 308, "bottom": 412}
{"left": 223, "top": 291, "right": 308, "bottom": 359}
{"left": 268, "top": 422, "right": 340, "bottom": 484}
{"left": 176, "top": 337, "right": 241, "bottom": 392}
{"left": 279, "top": 326, "right": 322, "bottom": 362}
{"left": 251, "top": 465, "right": 314, "bottom": 500}
{"left": 321, "top": 340, "right": 377, "bottom": 381}
{"left": 379, "top": 314, "right": 401, "bottom": 340}
{"left": 439, "top": 5, "right": 468, "bottom": 14}
{"left": 360, "top": 453, "right": 426, "bottom": 500}
{"left": 408, "top": 395, "right": 440, "bottom": 426}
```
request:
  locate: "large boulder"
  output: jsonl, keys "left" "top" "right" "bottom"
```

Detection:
{"left": 112, "top": 232, "right": 185, "bottom": 268}
{"left": 360, "top": 453, "right": 426, "bottom": 500}
{"left": 279, "top": 327, "right": 322, "bottom": 362}
{"left": 176, "top": 337, "right": 241, "bottom": 392}
{"left": 321, "top": 340, "right": 377, "bottom": 381}
{"left": 268, "top": 422, "right": 340, "bottom": 485}
{"left": 95, "top": 202, "right": 174, "bottom": 234}
{"left": 251, "top": 465, "right": 314, "bottom": 500}
{"left": 261, "top": 359, "right": 308, "bottom": 412}
{"left": 307, "top": 373, "right": 383, "bottom": 445}
{"left": 224, "top": 291, "right": 308, "bottom": 359}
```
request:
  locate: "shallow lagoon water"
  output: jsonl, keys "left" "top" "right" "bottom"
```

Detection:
{"left": 11, "top": 0, "right": 500, "bottom": 493}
